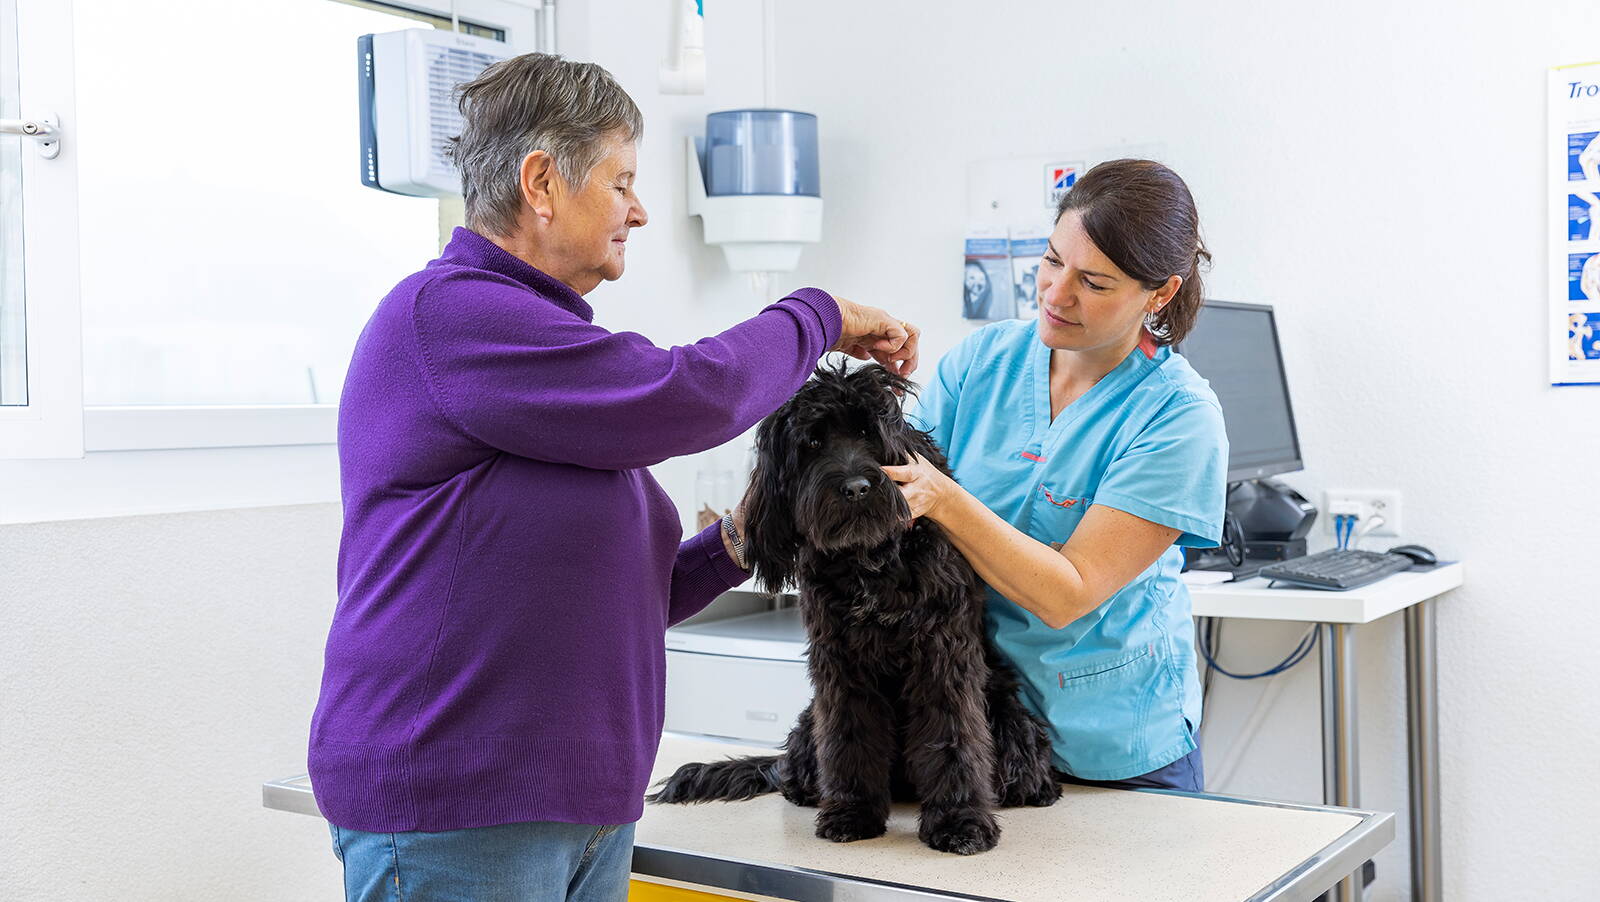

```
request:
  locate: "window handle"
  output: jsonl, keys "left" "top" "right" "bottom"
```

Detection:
{"left": 0, "top": 112, "right": 61, "bottom": 159}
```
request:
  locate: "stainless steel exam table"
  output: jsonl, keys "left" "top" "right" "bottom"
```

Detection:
{"left": 265, "top": 733, "right": 1392, "bottom": 901}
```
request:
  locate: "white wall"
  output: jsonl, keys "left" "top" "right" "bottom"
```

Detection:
{"left": 743, "top": 1, "right": 1598, "bottom": 899}
{"left": 568, "top": 0, "right": 816, "bottom": 517}
{"left": 581, "top": 0, "right": 1600, "bottom": 897}
{"left": 1, "top": 505, "right": 345, "bottom": 900}
{"left": 6, "top": 1, "right": 1599, "bottom": 899}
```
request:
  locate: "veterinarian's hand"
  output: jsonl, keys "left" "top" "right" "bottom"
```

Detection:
{"left": 881, "top": 453, "right": 956, "bottom": 522}
{"left": 832, "top": 297, "right": 921, "bottom": 377}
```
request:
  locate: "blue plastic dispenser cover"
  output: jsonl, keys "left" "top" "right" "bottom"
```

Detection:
{"left": 703, "top": 109, "right": 820, "bottom": 197}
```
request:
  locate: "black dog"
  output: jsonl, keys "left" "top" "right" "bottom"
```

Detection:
{"left": 650, "top": 363, "right": 1059, "bottom": 855}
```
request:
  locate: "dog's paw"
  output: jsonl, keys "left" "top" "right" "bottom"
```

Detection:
{"left": 1019, "top": 778, "right": 1062, "bottom": 808}
{"left": 999, "top": 776, "right": 1062, "bottom": 808}
{"left": 815, "top": 804, "right": 887, "bottom": 843}
{"left": 920, "top": 806, "right": 1001, "bottom": 855}
{"left": 781, "top": 782, "right": 820, "bottom": 807}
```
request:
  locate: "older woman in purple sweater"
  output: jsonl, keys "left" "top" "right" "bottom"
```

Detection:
{"left": 308, "top": 54, "right": 918, "bottom": 901}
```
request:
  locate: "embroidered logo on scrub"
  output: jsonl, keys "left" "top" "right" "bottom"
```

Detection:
{"left": 1040, "top": 485, "right": 1078, "bottom": 508}
{"left": 1038, "top": 484, "right": 1087, "bottom": 553}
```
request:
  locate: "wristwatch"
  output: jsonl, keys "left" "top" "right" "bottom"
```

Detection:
{"left": 720, "top": 512, "right": 748, "bottom": 570}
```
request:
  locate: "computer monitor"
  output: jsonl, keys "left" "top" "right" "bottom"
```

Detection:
{"left": 1177, "top": 301, "right": 1303, "bottom": 483}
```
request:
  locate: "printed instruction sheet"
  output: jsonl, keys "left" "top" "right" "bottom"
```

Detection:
{"left": 1551, "top": 61, "right": 1600, "bottom": 384}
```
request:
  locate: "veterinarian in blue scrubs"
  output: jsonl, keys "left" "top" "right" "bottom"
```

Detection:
{"left": 887, "top": 159, "right": 1226, "bottom": 791}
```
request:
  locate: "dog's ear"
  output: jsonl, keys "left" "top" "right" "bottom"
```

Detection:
{"left": 850, "top": 361, "right": 916, "bottom": 400}
{"left": 851, "top": 365, "right": 947, "bottom": 473}
{"left": 740, "top": 401, "right": 802, "bottom": 593}
{"left": 904, "top": 424, "right": 953, "bottom": 475}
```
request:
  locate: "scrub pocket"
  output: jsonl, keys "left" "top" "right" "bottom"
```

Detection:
{"left": 1044, "top": 642, "right": 1191, "bottom": 779}
{"left": 1028, "top": 482, "right": 1091, "bottom": 551}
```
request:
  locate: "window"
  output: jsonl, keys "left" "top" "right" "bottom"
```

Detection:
{"left": 74, "top": 0, "right": 444, "bottom": 409}
{"left": 0, "top": 0, "right": 548, "bottom": 519}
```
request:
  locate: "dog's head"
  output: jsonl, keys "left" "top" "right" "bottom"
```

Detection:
{"left": 742, "top": 361, "right": 943, "bottom": 592}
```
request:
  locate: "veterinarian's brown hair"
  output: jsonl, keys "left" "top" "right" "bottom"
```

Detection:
{"left": 1056, "top": 160, "right": 1210, "bottom": 346}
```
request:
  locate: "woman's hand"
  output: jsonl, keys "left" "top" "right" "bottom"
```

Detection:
{"left": 832, "top": 296, "right": 920, "bottom": 376}
{"left": 881, "top": 453, "right": 958, "bottom": 522}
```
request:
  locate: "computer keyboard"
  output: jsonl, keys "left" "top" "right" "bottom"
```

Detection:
{"left": 1257, "top": 549, "right": 1416, "bottom": 590}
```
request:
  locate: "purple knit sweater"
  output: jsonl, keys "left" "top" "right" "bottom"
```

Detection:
{"left": 308, "top": 227, "right": 840, "bottom": 832}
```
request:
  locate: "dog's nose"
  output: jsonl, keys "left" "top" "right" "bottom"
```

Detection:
{"left": 840, "top": 476, "right": 873, "bottom": 502}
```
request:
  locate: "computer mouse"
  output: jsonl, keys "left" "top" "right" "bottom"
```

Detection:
{"left": 1388, "top": 544, "right": 1438, "bottom": 566}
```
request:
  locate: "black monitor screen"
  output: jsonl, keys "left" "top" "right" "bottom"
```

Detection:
{"left": 1177, "top": 302, "right": 1303, "bottom": 481}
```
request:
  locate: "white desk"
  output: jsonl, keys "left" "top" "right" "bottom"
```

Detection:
{"left": 1185, "top": 562, "right": 1463, "bottom": 902}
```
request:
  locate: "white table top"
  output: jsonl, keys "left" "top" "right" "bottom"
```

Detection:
{"left": 633, "top": 734, "right": 1392, "bottom": 902}
{"left": 262, "top": 734, "right": 1393, "bottom": 901}
{"left": 1184, "top": 562, "right": 1463, "bottom": 624}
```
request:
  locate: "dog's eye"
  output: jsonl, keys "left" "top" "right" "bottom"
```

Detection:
{"left": 807, "top": 437, "right": 821, "bottom": 450}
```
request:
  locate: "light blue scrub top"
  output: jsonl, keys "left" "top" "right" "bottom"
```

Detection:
{"left": 909, "top": 319, "right": 1228, "bottom": 781}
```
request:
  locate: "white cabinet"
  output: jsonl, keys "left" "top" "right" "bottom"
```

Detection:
{"left": 664, "top": 608, "right": 812, "bottom": 746}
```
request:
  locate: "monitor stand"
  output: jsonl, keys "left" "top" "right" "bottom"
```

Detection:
{"left": 1229, "top": 479, "right": 1317, "bottom": 543}
{"left": 1183, "top": 548, "right": 1267, "bottom": 581}
{"left": 1183, "top": 479, "right": 1317, "bottom": 580}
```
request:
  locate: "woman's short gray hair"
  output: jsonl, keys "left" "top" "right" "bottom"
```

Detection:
{"left": 448, "top": 53, "right": 643, "bottom": 236}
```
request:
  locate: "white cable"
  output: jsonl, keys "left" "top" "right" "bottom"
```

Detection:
{"left": 1352, "top": 514, "right": 1386, "bottom": 549}
{"left": 1206, "top": 633, "right": 1308, "bottom": 793}
{"left": 1208, "top": 675, "right": 1285, "bottom": 791}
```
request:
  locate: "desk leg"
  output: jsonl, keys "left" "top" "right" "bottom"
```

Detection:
{"left": 1405, "top": 599, "right": 1442, "bottom": 902}
{"left": 1320, "top": 622, "right": 1361, "bottom": 902}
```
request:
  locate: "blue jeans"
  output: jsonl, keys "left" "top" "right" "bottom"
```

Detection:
{"left": 328, "top": 820, "right": 636, "bottom": 902}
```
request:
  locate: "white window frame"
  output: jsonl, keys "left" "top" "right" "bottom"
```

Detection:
{"left": 85, "top": 404, "right": 340, "bottom": 451}
{"left": 0, "top": 0, "right": 553, "bottom": 523}
{"left": 0, "top": 0, "right": 83, "bottom": 459}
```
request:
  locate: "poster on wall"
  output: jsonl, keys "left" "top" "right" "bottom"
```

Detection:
{"left": 967, "top": 146, "right": 1165, "bottom": 322}
{"left": 963, "top": 225, "right": 1014, "bottom": 321}
{"left": 1010, "top": 225, "right": 1050, "bottom": 319}
{"left": 1550, "top": 61, "right": 1600, "bottom": 385}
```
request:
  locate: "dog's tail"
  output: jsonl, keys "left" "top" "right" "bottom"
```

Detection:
{"left": 646, "top": 755, "right": 782, "bottom": 804}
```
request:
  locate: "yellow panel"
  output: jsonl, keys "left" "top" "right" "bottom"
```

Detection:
{"left": 628, "top": 878, "right": 739, "bottom": 901}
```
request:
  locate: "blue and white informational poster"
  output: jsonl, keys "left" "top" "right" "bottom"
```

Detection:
{"left": 963, "top": 225, "right": 1014, "bottom": 321}
{"left": 1010, "top": 226, "right": 1050, "bottom": 319}
{"left": 1570, "top": 193, "right": 1595, "bottom": 241}
{"left": 1550, "top": 62, "right": 1600, "bottom": 385}
{"left": 1570, "top": 311, "right": 1600, "bottom": 364}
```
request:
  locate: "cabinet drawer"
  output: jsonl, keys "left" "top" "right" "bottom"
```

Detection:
{"left": 664, "top": 651, "right": 813, "bottom": 745}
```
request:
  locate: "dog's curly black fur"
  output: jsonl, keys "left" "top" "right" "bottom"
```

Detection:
{"left": 650, "top": 362, "right": 1059, "bottom": 855}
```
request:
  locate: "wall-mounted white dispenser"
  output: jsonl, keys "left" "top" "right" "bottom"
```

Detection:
{"left": 686, "top": 109, "right": 822, "bottom": 273}
{"left": 659, "top": 0, "right": 705, "bottom": 94}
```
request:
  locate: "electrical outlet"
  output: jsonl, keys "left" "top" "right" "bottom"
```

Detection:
{"left": 1324, "top": 490, "right": 1402, "bottom": 537}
